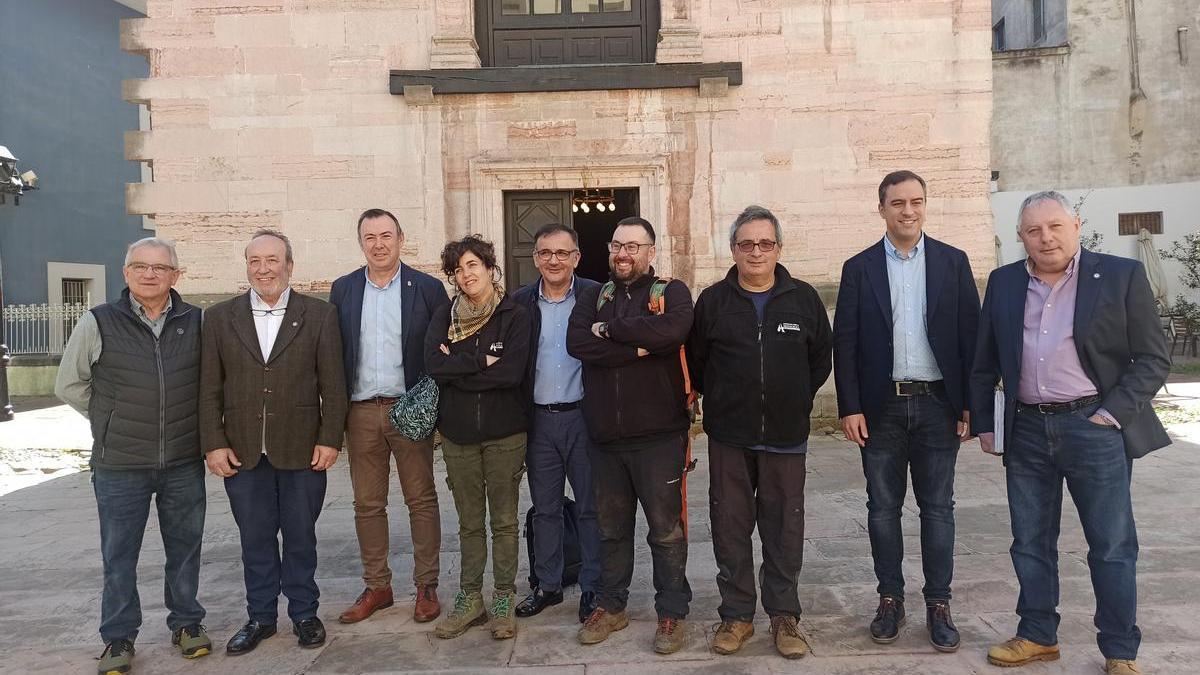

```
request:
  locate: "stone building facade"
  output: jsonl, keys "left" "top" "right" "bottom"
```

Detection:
{"left": 120, "top": 0, "right": 994, "bottom": 300}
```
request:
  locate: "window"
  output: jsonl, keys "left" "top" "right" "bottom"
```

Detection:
{"left": 1118, "top": 211, "right": 1163, "bottom": 236}
{"left": 61, "top": 279, "right": 91, "bottom": 306}
{"left": 1032, "top": 0, "right": 1045, "bottom": 43}
{"left": 477, "top": 0, "right": 659, "bottom": 66}
{"left": 993, "top": 18, "right": 1006, "bottom": 52}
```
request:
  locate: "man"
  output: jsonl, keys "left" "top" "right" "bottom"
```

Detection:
{"left": 56, "top": 237, "right": 210, "bottom": 675}
{"left": 971, "top": 191, "right": 1169, "bottom": 675}
{"left": 329, "top": 209, "right": 447, "bottom": 625}
{"left": 688, "top": 205, "right": 833, "bottom": 659}
{"left": 512, "top": 223, "right": 602, "bottom": 624}
{"left": 833, "top": 170, "right": 979, "bottom": 651}
{"left": 567, "top": 216, "right": 694, "bottom": 655}
{"left": 199, "top": 229, "right": 348, "bottom": 655}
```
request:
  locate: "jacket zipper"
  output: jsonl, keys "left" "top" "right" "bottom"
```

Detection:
{"left": 758, "top": 323, "right": 766, "bottom": 441}
{"left": 154, "top": 336, "right": 166, "bottom": 469}
{"left": 475, "top": 335, "right": 483, "bottom": 433}
{"left": 615, "top": 286, "right": 632, "bottom": 430}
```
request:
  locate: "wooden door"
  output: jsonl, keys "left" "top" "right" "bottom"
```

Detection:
{"left": 503, "top": 191, "right": 572, "bottom": 293}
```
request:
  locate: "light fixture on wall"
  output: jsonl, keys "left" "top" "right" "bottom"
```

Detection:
{"left": 572, "top": 188, "right": 615, "bottom": 214}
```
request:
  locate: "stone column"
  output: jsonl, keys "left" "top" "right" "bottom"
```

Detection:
{"left": 656, "top": 0, "right": 701, "bottom": 64}
{"left": 430, "top": 0, "right": 481, "bottom": 69}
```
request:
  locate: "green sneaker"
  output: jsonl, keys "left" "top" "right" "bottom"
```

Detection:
{"left": 172, "top": 624, "right": 212, "bottom": 659}
{"left": 489, "top": 590, "right": 517, "bottom": 640}
{"left": 433, "top": 590, "right": 488, "bottom": 639}
{"left": 97, "top": 639, "right": 134, "bottom": 675}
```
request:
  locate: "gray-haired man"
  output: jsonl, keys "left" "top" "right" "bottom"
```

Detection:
{"left": 56, "top": 237, "right": 210, "bottom": 675}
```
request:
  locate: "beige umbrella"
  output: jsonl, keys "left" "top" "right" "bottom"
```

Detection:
{"left": 1136, "top": 227, "right": 1169, "bottom": 310}
{"left": 994, "top": 235, "right": 1003, "bottom": 269}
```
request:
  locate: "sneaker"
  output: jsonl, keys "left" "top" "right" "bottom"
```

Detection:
{"left": 171, "top": 624, "right": 211, "bottom": 659}
{"left": 433, "top": 590, "right": 488, "bottom": 639}
{"left": 770, "top": 615, "right": 809, "bottom": 659}
{"left": 1106, "top": 659, "right": 1142, "bottom": 675}
{"left": 869, "top": 596, "right": 905, "bottom": 643}
{"left": 578, "top": 607, "right": 630, "bottom": 645}
{"left": 97, "top": 639, "right": 134, "bottom": 675}
{"left": 986, "top": 636, "right": 1061, "bottom": 667}
{"left": 489, "top": 590, "right": 517, "bottom": 640}
{"left": 654, "top": 618, "right": 687, "bottom": 655}
{"left": 711, "top": 620, "right": 754, "bottom": 655}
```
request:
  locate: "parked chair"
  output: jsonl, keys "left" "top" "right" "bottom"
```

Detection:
{"left": 1168, "top": 314, "right": 1198, "bottom": 358}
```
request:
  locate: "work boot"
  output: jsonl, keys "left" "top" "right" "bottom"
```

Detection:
{"left": 869, "top": 596, "right": 905, "bottom": 643}
{"left": 578, "top": 607, "right": 629, "bottom": 645}
{"left": 1105, "top": 659, "right": 1142, "bottom": 675}
{"left": 926, "top": 600, "right": 960, "bottom": 652}
{"left": 433, "top": 590, "right": 488, "bottom": 639}
{"left": 171, "top": 624, "right": 211, "bottom": 659}
{"left": 414, "top": 584, "right": 441, "bottom": 623}
{"left": 711, "top": 620, "right": 754, "bottom": 655}
{"left": 770, "top": 615, "right": 809, "bottom": 659}
{"left": 489, "top": 590, "right": 518, "bottom": 640}
{"left": 654, "top": 618, "right": 687, "bottom": 655}
{"left": 338, "top": 586, "right": 394, "bottom": 624}
{"left": 97, "top": 639, "right": 134, "bottom": 675}
{"left": 986, "top": 636, "right": 1061, "bottom": 667}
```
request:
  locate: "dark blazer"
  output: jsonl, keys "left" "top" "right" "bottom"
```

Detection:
{"left": 833, "top": 235, "right": 980, "bottom": 426}
{"left": 969, "top": 249, "right": 1171, "bottom": 459}
{"left": 328, "top": 263, "right": 450, "bottom": 397}
{"left": 199, "top": 291, "right": 348, "bottom": 471}
{"left": 513, "top": 275, "right": 601, "bottom": 408}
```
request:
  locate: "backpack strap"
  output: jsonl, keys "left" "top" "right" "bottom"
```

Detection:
{"left": 595, "top": 281, "right": 616, "bottom": 312}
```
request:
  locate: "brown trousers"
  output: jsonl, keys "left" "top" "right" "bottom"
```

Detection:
{"left": 346, "top": 400, "right": 442, "bottom": 589}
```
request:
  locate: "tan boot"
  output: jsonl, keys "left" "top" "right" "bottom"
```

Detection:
{"left": 770, "top": 615, "right": 809, "bottom": 659}
{"left": 578, "top": 608, "right": 630, "bottom": 645}
{"left": 489, "top": 591, "right": 517, "bottom": 640}
{"left": 986, "top": 637, "right": 1061, "bottom": 667}
{"left": 711, "top": 620, "right": 754, "bottom": 655}
{"left": 653, "top": 618, "right": 687, "bottom": 655}
{"left": 1106, "top": 659, "right": 1142, "bottom": 675}
{"left": 433, "top": 590, "right": 487, "bottom": 639}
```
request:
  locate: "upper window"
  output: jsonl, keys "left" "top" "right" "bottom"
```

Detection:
{"left": 1118, "top": 211, "right": 1163, "bottom": 236}
{"left": 1031, "top": 0, "right": 1045, "bottom": 43}
{"left": 477, "top": 0, "right": 659, "bottom": 66}
{"left": 992, "top": 18, "right": 1006, "bottom": 51}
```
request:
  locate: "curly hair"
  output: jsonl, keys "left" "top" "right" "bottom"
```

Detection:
{"left": 440, "top": 234, "right": 500, "bottom": 282}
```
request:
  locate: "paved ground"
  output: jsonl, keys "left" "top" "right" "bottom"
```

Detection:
{"left": 1, "top": 384, "right": 1199, "bottom": 674}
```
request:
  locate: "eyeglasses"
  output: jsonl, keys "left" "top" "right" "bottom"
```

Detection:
{"left": 127, "top": 263, "right": 177, "bottom": 276}
{"left": 734, "top": 240, "right": 778, "bottom": 253}
{"left": 607, "top": 241, "right": 651, "bottom": 255}
{"left": 535, "top": 248, "right": 578, "bottom": 262}
{"left": 251, "top": 307, "right": 288, "bottom": 317}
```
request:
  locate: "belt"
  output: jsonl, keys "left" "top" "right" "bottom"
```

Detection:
{"left": 1016, "top": 394, "right": 1101, "bottom": 415}
{"left": 358, "top": 396, "right": 400, "bottom": 406}
{"left": 892, "top": 380, "right": 945, "bottom": 396}
{"left": 536, "top": 401, "right": 580, "bottom": 413}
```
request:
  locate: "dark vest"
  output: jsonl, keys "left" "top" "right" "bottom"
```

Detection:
{"left": 88, "top": 289, "right": 202, "bottom": 469}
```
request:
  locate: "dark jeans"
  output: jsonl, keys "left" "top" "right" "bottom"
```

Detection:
{"left": 860, "top": 390, "right": 960, "bottom": 602}
{"left": 527, "top": 407, "right": 601, "bottom": 593}
{"left": 591, "top": 433, "right": 692, "bottom": 619}
{"left": 92, "top": 460, "right": 207, "bottom": 644}
{"left": 1007, "top": 402, "right": 1140, "bottom": 660}
{"left": 709, "top": 440, "right": 807, "bottom": 621}
{"left": 224, "top": 453, "right": 327, "bottom": 624}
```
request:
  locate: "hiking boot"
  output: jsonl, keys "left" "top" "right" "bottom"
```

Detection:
{"left": 869, "top": 596, "right": 905, "bottom": 643}
{"left": 654, "top": 618, "right": 687, "bottom": 655}
{"left": 926, "top": 600, "right": 960, "bottom": 652}
{"left": 711, "top": 620, "right": 754, "bottom": 655}
{"left": 578, "top": 607, "right": 629, "bottom": 645}
{"left": 489, "top": 590, "right": 518, "bottom": 640}
{"left": 97, "top": 639, "right": 134, "bottom": 675}
{"left": 1106, "top": 659, "right": 1142, "bottom": 675}
{"left": 770, "top": 615, "right": 809, "bottom": 659}
{"left": 986, "top": 636, "right": 1061, "bottom": 667}
{"left": 414, "top": 583, "right": 441, "bottom": 623}
{"left": 171, "top": 624, "right": 211, "bottom": 659}
{"left": 338, "top": 586, "right": 394, "bottom": 624}
{"left": 433, "top": 590, "right": 488, "bottom": 639}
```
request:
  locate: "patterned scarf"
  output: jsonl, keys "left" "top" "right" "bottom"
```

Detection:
{"left": 447, "top": 282, "right": 505, "bottom": 343}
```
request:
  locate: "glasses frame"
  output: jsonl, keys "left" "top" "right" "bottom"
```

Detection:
{"left": 606, "top": 240, "right": 652, "bottom": 255}
{"left": 734, "top": 239, "right": 778, "bottom": 253}
{"left": 534, "top": 248, "right": 579, "bottom": 262}
{"left": 126, "top": 262, "right": 178, "bottom": 276}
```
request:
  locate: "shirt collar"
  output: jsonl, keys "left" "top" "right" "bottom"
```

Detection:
{"left": 537, "top": 276, "right": 576, "bottom": 303}
{"left": 1025, "top": 247, "right": 1081, "bottom": 280}
{"left": 130, "top": 294, "right": 172, "bottom": 321}
{"left": 250, "top": 287, "right": 291, "bottom": 311}
{"left": 365, "top": 265, "right": 402, "bottom": 291}
{"left": 883, "top": 233, "right": 924, "bottom": 262}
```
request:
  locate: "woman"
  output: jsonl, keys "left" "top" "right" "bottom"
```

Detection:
{"left": 425, "top": 235, "right": 531, "bottom": 640}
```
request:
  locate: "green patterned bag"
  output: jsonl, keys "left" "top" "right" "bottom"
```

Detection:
{"left": 387, "top": 375, "right": 440, "bottom": 441}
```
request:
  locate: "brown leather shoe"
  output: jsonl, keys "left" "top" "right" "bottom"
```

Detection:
{"left": 986, "top": 636, "right": 1060, "bottom": 667}
{"left": 414, "top": 584, "right": 441, "bottom": 623}
{"left": 338, "top": 586, "right": 394, "bottom": 624}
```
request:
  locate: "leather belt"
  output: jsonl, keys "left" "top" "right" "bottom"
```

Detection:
{"left": 893, "top": 380, "right": 945, "bottom": 397}
{"left": 1016, "top": 394, "right": 1101, "bottom": 415}
{"left": 358, "top": 396, "right": 400, "bottom": 406}
{"left": 536, "top": 401, "right": 580, "bottom": 413}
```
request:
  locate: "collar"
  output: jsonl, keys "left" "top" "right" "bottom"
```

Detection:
{"left": 250, "top": 287, "right": 291, "bottom": 311}
{"left": 1025, "top": 246, "right": 1081, "bottom": 281}
{"left": 537, "top": 276, "right": 577, "bottom": 303}
{"left": 365, "top": 265, "right": 402, "bottom": 291}
{"left": 130, "top": 293, "right": 173, "bottom": 321}
{"left": 883, "top": 233, "right": 924, "bottom": 262}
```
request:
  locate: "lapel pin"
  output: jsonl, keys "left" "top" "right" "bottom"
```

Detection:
{"left": 292, "top": 321, "right": 298, "bottom": 326}
{"left": 407, "top": 280, "right": 412, "bottom": 286}
{"left": 1093, "top": 273, "right": 1100, "bottom": 278}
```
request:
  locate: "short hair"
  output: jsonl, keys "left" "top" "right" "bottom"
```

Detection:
{"left": 125, "top": 237, "right": 179, "bottom": 268}
{"left": 246, "top": 228, "right": 293, "bottom": 263}
{"left": 878, "top": 170, "right": 928, "bottom": 205}
{"left": 532, "top": 222, "right": 579, "bottom": 248}
{"left": 440, "top": 234, "right": 499, "bottom": 280}
{"left": 729, "top": 205, "right": 783, "bottom": 248}
{"left": 1016, "top": 190, "right": 1073, "bottom": 229}
{"left": 614, "top": 216, "right": 656, "bottom": 244}
{"left": 357, "top": 208, "right": 402, "bottom": 238}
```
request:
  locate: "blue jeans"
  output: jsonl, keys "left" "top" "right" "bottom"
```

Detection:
{"left": 92, "top": 460, "right": 207, "bottom": 644}
{"left": 1007, "top": 402, "right": 1140, "bottom": 660}
{"left": 526, "top": 407, "right": 601, "bottom": 593}
{"left": 860, "top": 391, "right": 960, "bottom": 602}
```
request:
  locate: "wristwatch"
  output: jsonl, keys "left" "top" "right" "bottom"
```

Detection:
{"left": 598, "top": 322, "right": 610, "bottom": 339}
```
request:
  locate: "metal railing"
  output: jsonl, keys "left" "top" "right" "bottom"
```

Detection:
{"left": 2, "top": 302, "right": 89, "bottom": 355}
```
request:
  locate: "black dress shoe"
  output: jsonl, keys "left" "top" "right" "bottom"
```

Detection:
{"left": 226, "top": 620, "right": 277, "bottom": 655}
{"left": 578, "top": 591, "right": 598, "bottom": 624}
{"left": 926, "top": 600, "right": 960, "bottom": 652}
{"left": 293, "top": 617, "right": 326, "bottom": 648}
{"left": 869, "top": 596, "right": 905, "bottom": 643}
{"left": 515, "top": 587, "right": 564, "bottom": 618}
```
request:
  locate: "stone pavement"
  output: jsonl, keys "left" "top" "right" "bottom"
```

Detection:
{"left": 2, "top": 405, "right": 1199, "bottom": 673}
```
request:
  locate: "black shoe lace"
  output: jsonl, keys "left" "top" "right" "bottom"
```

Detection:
{"left": 875, "top": 597, "right": 901, "bottom": 620}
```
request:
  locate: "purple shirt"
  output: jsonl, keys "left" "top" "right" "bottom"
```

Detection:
{"left": 1018, "top": 249, "right": 1099, "bottom": 404}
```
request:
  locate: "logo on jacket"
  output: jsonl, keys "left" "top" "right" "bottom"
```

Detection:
{"left": 777, "top": 322, "right": 801, "bottom": 334}
{"left": 490, "top": 341, "right": 504, "bottom": 352}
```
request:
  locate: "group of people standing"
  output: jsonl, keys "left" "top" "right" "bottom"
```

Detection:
{"left": 56, "top": 169, "right": 1169, "bottom": 675}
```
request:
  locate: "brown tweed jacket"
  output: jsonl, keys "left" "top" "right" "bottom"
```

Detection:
{"left": 199, "top": 290, "right": 348, "bottom": 471}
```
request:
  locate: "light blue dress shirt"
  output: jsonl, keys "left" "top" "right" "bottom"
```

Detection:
{"left": 884, "top": 234, "right": 943, "bottom": 382}
{"left": 351, "top": 267, "right": 406, "bottom": 401}
{"left": 533, "top": 277, "right": 584, "bottom": 406}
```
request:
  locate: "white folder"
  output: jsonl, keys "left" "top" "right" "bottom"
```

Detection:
{"left": 993, "top": 388, "right": 1005, "bottom": 455}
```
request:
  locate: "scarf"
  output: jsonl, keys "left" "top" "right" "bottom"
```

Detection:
{"left": 447, "top": 282, "right": 505, "bottom": 343}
